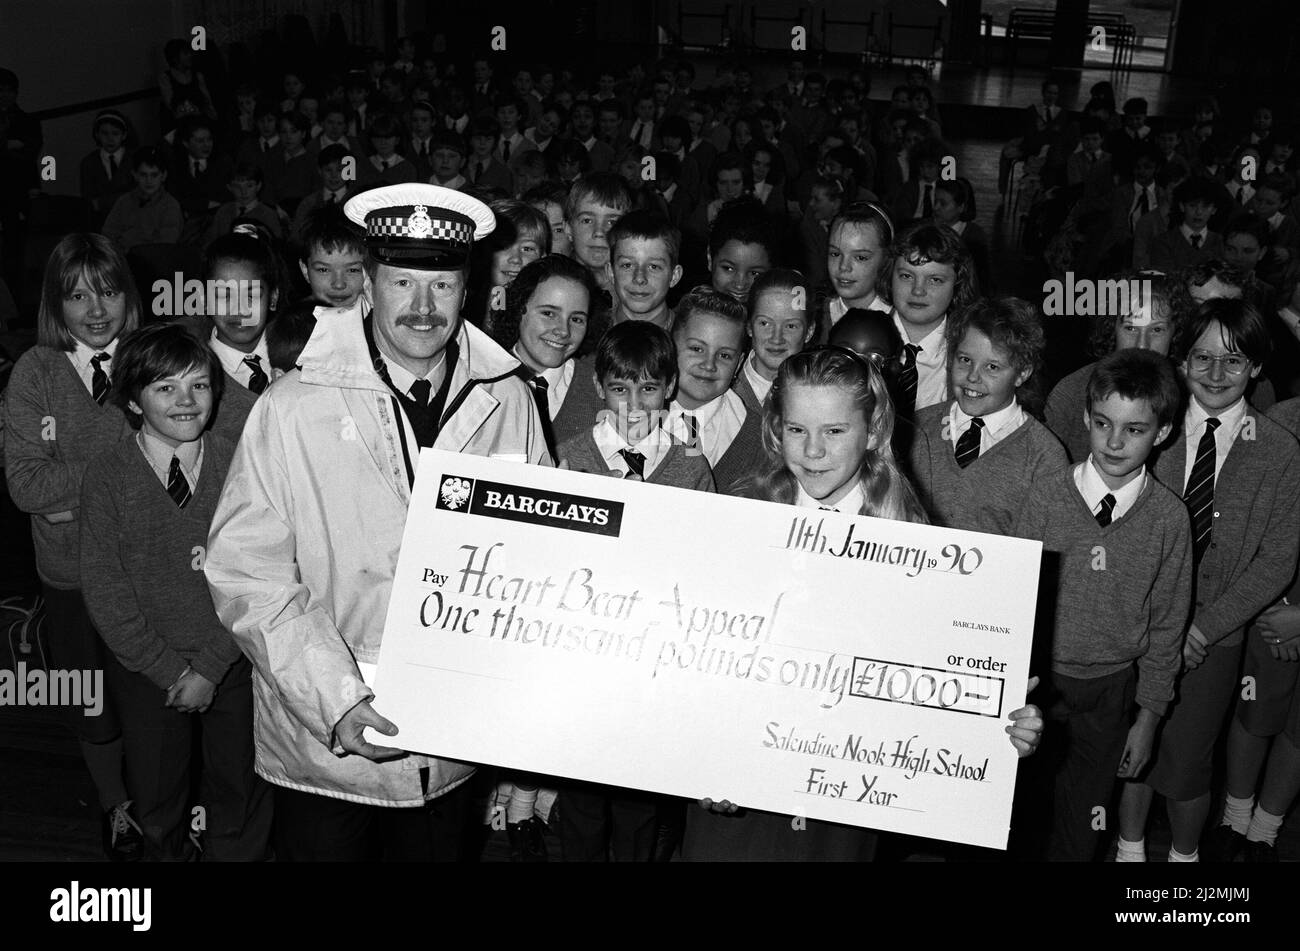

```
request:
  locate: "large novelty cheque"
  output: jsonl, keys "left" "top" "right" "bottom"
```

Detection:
{"left": 373, "top": 451, "right": 1042, "bottom": 850}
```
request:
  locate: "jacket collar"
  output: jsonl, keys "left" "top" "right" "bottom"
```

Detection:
{"left": 298, "top": 305, "right": 521, "bottom": 395}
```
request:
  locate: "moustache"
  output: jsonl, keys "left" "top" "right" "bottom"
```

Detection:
{"left": 397, "top": 315, "right": 449, "bottom": 329}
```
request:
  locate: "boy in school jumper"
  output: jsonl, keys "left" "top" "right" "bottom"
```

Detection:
{"left": 1118, "top": 297, "right": 1300, "bottom": 862}
{"left": 290, "top": 145, "right": 359, "bottom": 246}
{"left": 103, "top": 147, "right": 183, "bottom": 253}
{"left": 203, "top": 163, "right": 283, "bottom": 247}
{"left": 79, "top": 324, "right": 271, "bottom": 861}
{"left": 79, "top": 110, "right": 135, "bottom": 229}
{"left": 1015, "top": 349, "right": 1192, "bottom": 861}
{"left": 556, "top": 320, "right": 712, "bottom": 861}
{"left": 1204, "top": 395, "right": 1300, "bottom": 861}
{"left": 465, "top": 116, "right": 514, "bottom": 194}
{"left": 1148, "top": 177, "right": 1225, "bottom": 273}
{"left": 666, "top": 286, "right": 767, "bottom": 495}
{"left": 910, "top": 296, "right": 1067, "bottom": 535}
{"left": 552, "top": 206, "right": 670, "bottom": 446}
{"left": 361, "top": 114, "right": 417, "bottom": 189}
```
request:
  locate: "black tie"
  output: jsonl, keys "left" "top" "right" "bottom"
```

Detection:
{"left": 502, "top": 140, "right": 511, "bottom": 163}
{"left": 954, "top": 417, "right": 984, "bottom": 468}
{"left": 819, "top": 506, "right": 837, "bottom": 511}
{"left": 528, "top": 374, "right": 558, "bottom": 462}
{"left": 1190, "top": 233, "right": 1202, "bottom": 249}
{"left": 632, "top": 123, "right": 643, "bottom": 145}
{"left": 897, "top": 344, "right": 921, "bottom": 418}
{"left": 167, "top": 457, "right": 192, "bottom": 509}
{"left": 409, "top": 379, "right": 432, "bottom": 405}
{"left": 921, "top": 183, "right": 933, "bottom": 218}
{"left": 90, "top": 352, "right": 111, "bottom": 406}
{"left": 473, "top": 161, "right": 484, "bottom": 182}
{"left": 1095, "top": 493, "right": 1116, "bottom": 527}
{"left": 1133, "top": 188, "right": 1149, "bottom": 229}
{"left": 619, "top": 448, "right": 646, "bottom": 480}
{"left": 244, "top": 355, "right": 268, "bottom": 394}
{"left": 682, "top": 413, "right": 700, "bottom": 452}
{"left": 1185, "top": 418, "right": 1220, "bottom": 565}
{"left": 1238, "top": 188, "right": 1249, "bottom": 206}
{"left": 110, "top": 153, "right": 119, "bottom": 174}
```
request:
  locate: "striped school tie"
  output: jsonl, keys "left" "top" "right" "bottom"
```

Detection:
{"left": 90, "top": 352, "right": 111, "bottom": 406}
{"left": 897, "top": 344, "right": 921, "bottom": 418}
{"left": 1095, "top": 493, "right": 1116, "bottom": 527}
{"left": 1184, "top": 418, "right": 1220, "bottom": 564}
{"left": 526, "top": 373, "right": 557, "bottom": 462}
{"left": 954, "top": 417, "right": 984, "bottom": 468}
{"left": 681, "top": 413, "right": 700, "bottom": 452}
{"left": 619, "top": 448, "right": 646, "bottom": 480}
{"left": 167, "top": 457, "right": 192, "bottom": 509}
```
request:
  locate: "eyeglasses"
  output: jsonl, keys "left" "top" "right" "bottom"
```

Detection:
{"left": 1187, "top": 350, "right": 1250, "bottom": 375}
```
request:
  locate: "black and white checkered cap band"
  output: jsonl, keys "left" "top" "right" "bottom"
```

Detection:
{"left": 367, "top": 217, "right": 474, "bottom": 242}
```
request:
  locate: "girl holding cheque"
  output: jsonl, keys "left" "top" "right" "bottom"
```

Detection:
{"left": 681, "top": 346, "right": 1045, "bottom": 861}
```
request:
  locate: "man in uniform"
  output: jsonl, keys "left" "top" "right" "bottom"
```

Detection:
{"left": 205, "top": 184, "right": 550, "bottom": 860}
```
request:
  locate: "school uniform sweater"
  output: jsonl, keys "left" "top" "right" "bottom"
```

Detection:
{"left": 1015, "top": 468, "right": 1192, "bottom": 716}
{"left": 79, "top": 434, "right": 242, "bottom": 690}
{"left": 909, "top": 402, "right": 1069, "bottom": 535}
{"left": 551, "top": 353, "right": 605, "bottom": 448}
{"left": 210, "top": 370, "right": 258, "bottom": 443}
{"left": 3, "top": 346, "right": 131, "bottom": 588}
{"left": 709, "top": 404, "right": 768, "bottom": 496}
{"left": 1043, "top": 362, "right": 1095, "bottom": 464}
{"left": 1150, "top": 404, "right": 1300, "bottom": 648}
{"left": 559, "top": 428, "right": 715, "bottom": 493}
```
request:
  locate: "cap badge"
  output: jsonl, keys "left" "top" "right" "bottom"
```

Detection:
{"left": 408, "top": 204, "right": 433, "bottom": 239}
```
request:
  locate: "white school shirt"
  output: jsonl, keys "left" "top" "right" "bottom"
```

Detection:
{"left": 1227, "top": 181, "right": 1255, "bottom": 206}
{"left": 138, "top": 429, "right": 204, "bottom": 492}
{"left": 891, "top": 312, "right": 949, "bottom": 410}
{"left": 753, "top": 181, "right": 772, "bottom": 204}
{"left": 912, "top": 180, "right": 937, "bottom": 220}
{"left": 667, "top": 389, "right": 746, "bottom": 467}
{"left": 512, "top": 345, "right": 575, "bottom": 420}
{"left": 1074, "top": 457, "right": 1146, "bottom": 522}
{"left": 1182, "top": 396, "right": 1249, "bottom": 491}
{"left": 316, "top": 134, "right": 352, "bottom": 152}
{"left": 591, "top": 416, "right": 673, "bottom": 479}
{"left": 796, "top": 480, "right": 865, "bottom": 514}
{"left": 742, "top": 354, "right": 773, "bottom": 406}
{"left": 1180, "top": 223, "right": 1209, "bottom": 247}
{"left": 497, "top": 132, "right": 527, "bottom": 162}
{"left": 66, "top": 336, "right": 119, "bottom": 395}
{"left": 1129, "top": 182, "right": 1159, "bottom": 229}
{"left": 210, "top": 329, "right": 271, "bottom": 391}
{"left": 945, "top": 399, "right": 1026, "bottom": 455}
{"left": 829, "top": 293, "right": 891, "bottom": 328}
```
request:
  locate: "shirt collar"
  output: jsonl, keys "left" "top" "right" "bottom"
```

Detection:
{"left": 69, "top": 335, "right": 119, "bottom": 370}
{"left": 209, "top": 327, "right": 269, "bottom": 376}
{"left": 890, "top": 311, "right": 947, "bottom": 355}
{"left": 592, "top": 415, "right": 671, "bottom": 466}
{"left": 672, "top": 388, "right": 740, "bottom": 429}
{"left": 1078, "top": 456, "right": 1146, "bottom": 511}
{"left": 1186, "top": 394, "right": 1248, "bottom": 435}
{"left": 1180, "top": 223, "right": 1207, "bottom": 242}
{"left": 949, "top": 398, "right": 1024, "bottom": 442}
{"left": 796, "top": 480, "right": 865, "bottom": 512}
{"left": 139, "top": 427, "right": 202, "bottom": 472}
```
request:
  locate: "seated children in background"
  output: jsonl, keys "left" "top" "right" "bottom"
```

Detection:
{"left": 824, "top": 200, "right": 895, "bottom": 331}
{"left": 290, "top": 144, "right": 358, "bottom": 244}
{"left": 262, "top": 111, "right": 314, "bottom": 215}
{"left": 1045, "top": 271, "right": 1187, "bottom": 462}
{"left": 882, "top": 222, "right": 981, "bottom": 419}
{"left": 362, "top": 114, "right": 417, "bottom": 188}
{"left": 79, "top": 324, "right": 271, "bottom": 860}
{"left": 683, "top": 347, "right": 1044, "bottom": 860}
{"left": 428, "top": 129, "right": 468, "bottom": 189}
{"left": 1119, "top": 297, "right": 1300, "bottom": 862}
{"left": 296, "top": 204, "right": 368, "bottom": 312}
{"left": 1015, "top": 349, "right": 1192, "bottom": 861}
{"left": 666, "top": 286, "right": 767, "bottom": 493}
{"left": 555, "top": 320, "right": 712, "bottom": 863}
{"left": 79, "top": 110, "right": 135, "bottom": 228}
{"left": 103, "top": 147, "right": 183, "bottom": 252}
{"left": 204, "top": 162, "right": 283, "bottom": 247}
{"left": 465, "top": 116, "right": 514, "bottom": 194}
{"left": 933, "top": 177, "right": 990, "bottom": 292}
{"left": 1201, "top": 395, "right": 1300, "bottom": 861}
{"left": 736, "top": 267, "right": 815, "bottom": 414}
{"left": 909, "top": 296, "right": 1067, "bottom": 535}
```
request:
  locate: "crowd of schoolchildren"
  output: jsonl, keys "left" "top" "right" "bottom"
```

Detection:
{"left": 2, "top": 28, "right": 1299, "bottom": 864}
